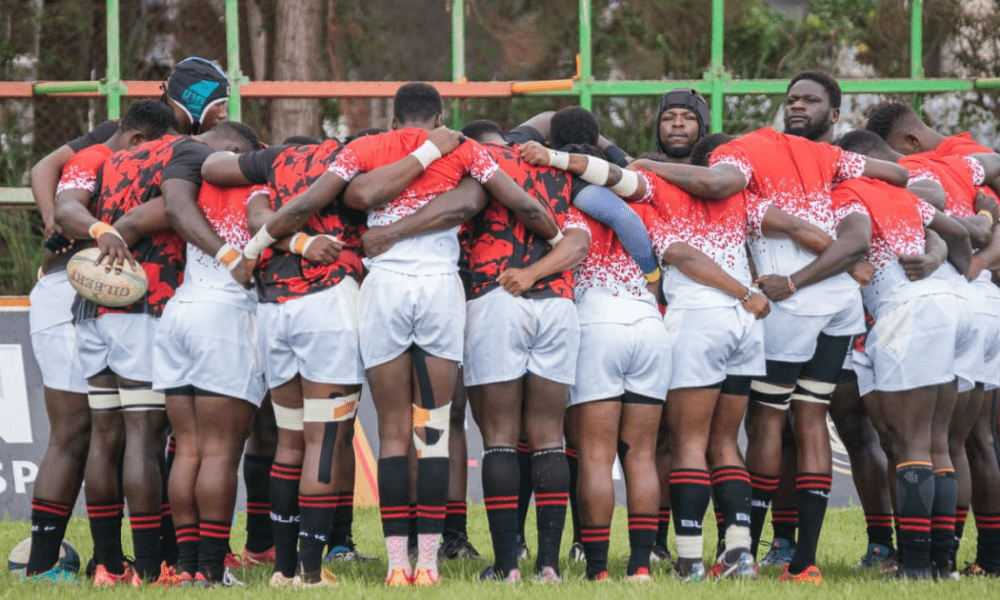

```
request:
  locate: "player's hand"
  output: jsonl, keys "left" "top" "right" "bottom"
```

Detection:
{"left": 849, "top": 260, "right": 875, "bottom": 287}
{"left": 303, "top": 234, "right": 344, "bottom": 264}
{"left": 974, "top": 190, "right": 1000, "bottom": 223}
{"left": 426, "top": 127, "right": 463, "bottom": 156}
{"left": 518, "top": 141, "right": 550, "bottom": 167}
{"left": 229, "top": 258, "right": 253, "bottom": 289}
{"left": 94, "top": 231, "right": 136, "bottom": 273}
{"left": 741, "top": 291, "right": 770, "bottom": 320}
{"left": 497, "top": 267, "right": 537, "bottom": 297}
{"left": 967, "top": 254, "right": 985, "bottom": 282}
{"left": 896, "top": 252, "right": 941, "bottom": 281}
{"left": 625, "top": 159, "right": 647, "bottom": 172}
{"left": 361, "top": 226, "right": 398, "bottom": 258}
{"left": 44, "top": 231, "right": 74, "bottom": 255}
{"left": 755, "top": 274, "right": 794, "bottom": 302}
{"left": 43, "top": 217, "right": 63, "bottom": 240}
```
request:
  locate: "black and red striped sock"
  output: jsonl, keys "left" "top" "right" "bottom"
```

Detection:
{"left": 865, "top": 513, "right": 894, "bottom": 549}
{"left": 270, "top": 462, "right": 302, "bottom": 578}
{"left": 897, "top": 463, "right": 933, "bottom": 571}
{"left": 656, "top": 506, "right": 671, "bottom": 548}
{"left": 299, "top": 494, "right": 338, "bottom": 574}
{"left": 712, "top": 466, "right": 752, "bottom": 554}
{"left": 327, "top": 492, "right": 354, "bottom": 550}
{"left": 533, "top": 449, "right": 569, "bottom": 573}
{"left": 243, "top": 454, "right": 274, "bottom": 553}
{"left": 483, "top": 447, "right": 520, "bottom": 577}
{"left": 198, "top": 520, "right": 231, "bottom": 582}
{"left": 129, "top": 512, "right": 162, "bottom": 581}
{"left": 160, "top": 500, "right": 177, "bottom": 567}
{"left": 416, "top": 456, "right": 449, "bottom": 537}
{"left": 175, "top": 523, "right": 200, "bottom": 576}
{"left": 788, "top": 473, "right": 831, "bottom": 574}
{"left": 975, "top": 513, "right": 1000, "bottom": 571}
{"left": 566, "top": 446, "right": 582, "bottom": 545}
{"left": 930, "top": 469, "right": 957, "bottom": 568}
{"left": 377, "top": 456, "right": 410, "bottom": 540}
{"left": 955, "top": 506, "right": 969, "bottom": 545}
{"left": 670, "top": 469, "right": 711, "bottom": 560}
{"left": 627, "top": 514, "right": 657, "bottom": 575}
{"left": 581, "top": 525, "right": 610, "bottom": 578}
{"left": 443, "top": 501, "right": 468, "bottom": 541}
{"left": 771, "top": 508, "right": 798, "bottom": 543}
{"left": 749, "top": 472, "right": 778, "bottom": 555}
{"left": 87, "top": 503, "right": 125, "bottom": 574}
{"left": 516, "top": 440, "right": 532, "bottom": 539}
{"left": 26, "top": 499, "right": 72, "bottom": 575}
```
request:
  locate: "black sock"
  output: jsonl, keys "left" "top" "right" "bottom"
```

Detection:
{"left": 714, "top": 510, "right": 725, "bottom": 557}
{"left": 298, "top": 495, "right": 336, "bottom": 574}
{"left": 581, "top": 525, "right": 610, "bottom": 578}
{"left": 712, "top": 467, "right": 752, "bottom": 553}
{"left": 443, "top": 501, "right": 468, "bottom": 541}
{"left": 87, "top": 503, "right": 125, "bottom": 574}
{"left": 656, "top": 506, "right": 671, "bottom": 549}
{"left": 160, "top": 502, "right": 177, "bottom": 567}
{"left": 377, "top": 456, "right": 410, "bottom": 539}
{"left": 243, "top": 454, "right": 274, "bottom": 553}
{"left": 416, "top": 456, "right": 449, "bottom": 537}
{"left": 670, "top": 469, "right": 711, "bottom": 560}
{"left": 865, "top": 513, "right": 894, "bottom": 548}
{"left": 627, "top": 514, "right": 657, "bottom": 575}
{"left": 566, "top": 446, "right": 582, "bottom": 544}
{"left": 129, "top": 512, "right": 162, "bottom": 581}
{"left": 516, "top": 440, "right": 532, "bottom": 540}
{"left": 327, "top": 492, "right": 354, "bottom": 550}
{"left": 896, "top": 462, "right": 933, "bottom": 570}
{"left": 955, "top": 507, "right": 969, "bottom": 547}
{"left": 26, "top": 499, "right": 71, "bottom": 575}
{"left": 532, "top": 448, "right": 569, "bottom": 573}
{"left": 483, "top": 447, "right": 520, "bottom": 576}
{"left": 894, "top": 514, "right": 903, "bottom": 561}
{"left": 198, "top": 520, "right": 230, "bottom": 582}
{"left": 408, "top": 503, "right": 418, "bottom": 548}
{"left": 270, "top": 462, "right": 301, "bottom": 578}
{"left": 749, "top": 472, "right": 778, "bottom": 555}
{"left": 771, "top": 508, "right": 797, "bottom": 543}
{"left": 975, "top": 513, "right": 1000, "bottom": 571}
{"left": 175, "top": 523, "right": 199, "bottom": 576}
{"left": 788, "top": 473, "right": 831, "bottom": 574}
{"left": 930, "top": 469, "right": 957, "bottom": 568}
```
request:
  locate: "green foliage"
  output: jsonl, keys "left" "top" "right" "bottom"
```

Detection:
{"left": 0, "top": 209, "right": 42, "bottom": 295}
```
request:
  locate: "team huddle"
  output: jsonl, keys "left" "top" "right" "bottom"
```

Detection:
{"left": 16, "top": 56, "right": 1000, "bottom": 588}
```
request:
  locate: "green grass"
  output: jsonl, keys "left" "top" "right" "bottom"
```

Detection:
{"left": 0, "top": 506, "right": 995, "bottom": 597}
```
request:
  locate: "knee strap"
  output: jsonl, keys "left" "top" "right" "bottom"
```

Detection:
{"left": 88, "top": 385, "right": 121, "bottom": 411}
{"left": 749, "top": 380, "right": 794, "bottom": 411}
{"left": 413, "top": 402, "right": 451, "bottom": 459}
{"left": 790, "top": 379, "right": 836, "bottom": 404}
{"left": 272, "top": 403, "right": 304, "bottom": 431}
{"left": 120, "top": 388, "right": 165, "bottom": 411}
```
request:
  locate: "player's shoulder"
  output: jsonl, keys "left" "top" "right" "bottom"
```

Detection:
{"left": 66, "top": 143, "right": 113, "bottom": 169}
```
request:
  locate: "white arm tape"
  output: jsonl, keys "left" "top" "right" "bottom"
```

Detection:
{"left": 303, "top": 392, "right": 360, "bottom": 423}
{"left": 547, "top": 230, "right": 565, "bottom": 247}
{"left": 243, "top": 224, "right": 277, "bottom": 260}
{"left": 609, "top": 169, "right": 640, "bottom": 197}
{"left": 548, "top": 150, "right": 570, "bottom": 170}
{"left": 410, "top": 140, "right": 442, "bottom": 169}
{"left": 580, "top": 155, "right": 611, "bottom": 186}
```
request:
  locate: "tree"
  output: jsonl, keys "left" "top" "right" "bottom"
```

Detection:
{"left": 270, "top": 0, "right": 323, "bottom": 141}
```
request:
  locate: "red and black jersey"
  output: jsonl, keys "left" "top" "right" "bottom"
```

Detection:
{"left": 73, "top": 135, "right": 191, "bottom": 321}
{"left": 465, "top": 142, "right": 579, "bottom": 300}
{"left": 240, "top": 140, "right": 364, "bottom": 303}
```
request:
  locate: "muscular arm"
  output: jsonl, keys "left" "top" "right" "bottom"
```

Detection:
{"left": 972, "top": 153, "right": 1000, "bottom": 184}
{"left": 262, "top": 171, "right": 350, "bottom": 240}
{"left": 861, "top": 158, "right": 910, "bottom": 187}
{"left": 31, "top": 145, "right": 76, "bottom": 236}
{"left": 628, "top": 159, "right": 747, "bottom": 199}
{"left": 201, "top": 151, "right": 252, "bottom": 186}
{"left": 481, "top": 170, "right": 559, "bottom": 240}
{"left": 907, "top": 179, "right": 947, "bottom": 211}
{"left": 786, "top": 213, "right": 872, "bottom": 290}
{"left": 161, "top": 178, "right": 226, "bottom": 256}
{"left": 662, "top": 242, "right": 751, "bottom": 299}
{"left": 968, "top": 224, "right": 1000, "bottom": 280}
{"left": 928, "top": 211, "right": 974, "bottom": 275}
{"left": 760, "top": 205, "right": 833, "bottom": 255}
{"left": 54, "top": 188, "right": 100, "bottom": 238}
{"left": 113, "top": 197, "right": 169, "bottom": 246}
{"left": 343, "top": 155, "right": 434, "bottom": 212}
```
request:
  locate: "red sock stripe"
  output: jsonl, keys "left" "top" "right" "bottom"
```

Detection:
{"left": 446, "top": 501, "right": 467, "bottom": 515}
{"left": 564, "top": 447, "right": 579, "bottom": 459}
{"left": 336, "top": 494, "right": 355, "bottom": 507}
{"left": 380, "top": 506, "right": 410, "bottom": 518}
{"left": 246, "top": 501, "right": 270, "bottom": 515}
{"left": 580, "top": 527, "right": 611, "bottom": 542}
{"left": 161, "top": 503, "right": 172, "bottom": 516}
{"left": 669, "top": 470, "right": 711, "bottom": 485}
{"left": 175, "top": 525, "right": 200, "bottom": 543}
{"left": 200, "top": 522, "right": 232, "bottom": 539}
{"left": 956, "top": 508, "right": 970, "bottom": 518}
{"left": 484, "top": 496, "right": 519, "bottom": 510}
{"left": 628, "top": 515, "right": 658, "bottom": 531}
{"left": 87, "top": 503, "right": 123, "bottom": 519}
{"left": 130, "top": 514, "right": 161, "bottom": 531}
{"left": 534, "top": 492, "right": 569, "bottom": 506}
{"left": 715, "top": 511, "right": 724, "bottom": 524}
{"left": 416, "top": 505, "right": 447, "bottom": 520}
{"left": 898, "top": 517, "right": 931, "bottom": 532}
{"left": 931, "top": 516, "right": 956, "bottom": 530}
{"left": 711, "top": 467, "right": 751, "bottom": 484}
{"left": 32, "top": 499, "right": 71, "bottom": 517}
{"left": 796, "top": 474, "right": 833, "bottom": 489}
{"left": 975, "top": 514, "right": 1000, "bottom": 529}
{"left": 866, "top": 514, "right": 893, "bottom": 526}
{"left": 516, "top": 442, "right": 530, "bottom": 453}
{"left": 749, "top": 473, "right": 779, "bottom": 491}
{"left": 772, "top": 509, "right": 797, "bottom": 523}
{"left": 299, "top": 495, "right": 339, "bottom": 508}
{"left": 167, "top": 438, "right": 176, "bottom": 451}
{"left": 270, "top": 464, "right": 302, "bottom": 481}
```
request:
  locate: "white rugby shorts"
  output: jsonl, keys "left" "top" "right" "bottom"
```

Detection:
{"left": 762, "top": 293, "right": 864, "bottom": 363}
{"left": 29, "top": 271, "right": 88, "bottom": 394}
{"left": 569, "top": 317, "right": 670, "bottom": 405}
{"left": 258, "top": 279, "right": 365, "bottom": 388}
{"left": 464, "top": 289, "right": 580, "bottom": 387}
{"left": 662, "top": 304, "right": 765, "bottom": 390}
{"left": 75, "top": 312, "right": 158, "bottom": 383}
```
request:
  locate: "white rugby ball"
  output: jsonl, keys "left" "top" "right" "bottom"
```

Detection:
{"left": 8, "top": 537, "right": 81, "bottom": 575}
{"left": 67, "top": 246, "right": 148, "bottom": 307}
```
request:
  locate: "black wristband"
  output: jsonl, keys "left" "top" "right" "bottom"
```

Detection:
{"left": 603, "top": 144, "right": 630, "bottom": 168}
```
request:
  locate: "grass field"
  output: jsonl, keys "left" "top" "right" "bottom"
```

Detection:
{"left": 1, "top": 505, "right": 996, "bottom": 597}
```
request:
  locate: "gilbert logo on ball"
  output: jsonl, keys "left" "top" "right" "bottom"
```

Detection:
{"left": 67, "top": 247, "right": 148, "bottom": 308}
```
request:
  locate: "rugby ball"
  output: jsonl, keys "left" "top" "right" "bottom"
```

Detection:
{"left": 67, "top": 247, "right": 148, "bottom": 307}
{"left": 7, "top": 537, "right": 81, "bottom": 575}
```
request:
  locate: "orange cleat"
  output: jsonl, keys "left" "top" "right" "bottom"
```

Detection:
{"left": 411, "top": 567, "right": 441, "bottom": 586}
{"left": 780, "top": 564, "right": 822, "bottom": 584}
{"left": 385, "top": 567, "right": 413, "bottom": 587}
{"left": 240, "top": 545, "right": 276, "bottom": 568}
{"left": 93, "top": 564, "right": 132, "bottom": 587}
{"left": 224, "top": 552, "right": 242, "bottom": 570}
{"left": 148, "top": 562, "right": 182, "bottom": 587}
{"left": 626, "top": 567, "right": 651, "bottom": 582}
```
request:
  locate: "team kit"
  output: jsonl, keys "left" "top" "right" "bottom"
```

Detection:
{"left": 15, "top": 56, "right": 1000, "bottom": 588}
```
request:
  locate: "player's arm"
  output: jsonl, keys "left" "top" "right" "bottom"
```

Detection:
{"left": 760, "top": 205, "right": 833, "bottom": 253}
{"left": 201, "top": 151, "right": 253, "bottom": 186}
{"left": 896, "top": 229, "right": 948, "bottom": 282}
{"left": 968, "top": 224, "right": 1000, "bottom": 281}
{"left": 54, "top": 187, "right": 136, "bottom": 271}
{"left": 343, "top": 128, "right": 464, "bottom": 211}
{"left": 907, "top": 178, "right": 947, "bottom": 211}
{"left": 480, "top": 169, "right": 559, "bottom": 240}
{"left": 31, "top": 145, "right": 76, "bottom": 238}
{"left": 860, "top": 158, "right": 909, "bottom": 187}
{"left": 113, "top": 197, "right": 169, "bottom": 246}
{"left": 245, "top": 190, "right": 343, "bottom": 266}
{"left": 971, "top": 152, "right": 1000, "bottom": 184}
{"left": 629, "top": 158, "right": 745, "bottom": 199}
{"left": 661, "top": 242, "right": 769, "bottom": 319}
{"left": 757, "top": 213, "right": 872, "bottom": 301}
{"left": 927, "top": 210, "right": 973, "bottom": 276}
{"left": 497, "top": 228, "right": 590, "bottom": 297}
{"left": 362, "top": 177, "right": 488, "bottom": 258}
